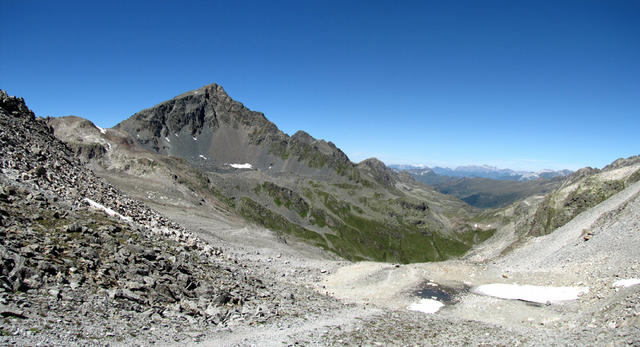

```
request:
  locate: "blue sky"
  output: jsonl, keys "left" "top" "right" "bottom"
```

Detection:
{"left": 1, "top": 1, "right": 638, "bottom": 171}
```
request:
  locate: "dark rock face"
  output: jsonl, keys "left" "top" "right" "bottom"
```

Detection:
{"left": 115, "top": 84, "right": 354, "bottom": 177}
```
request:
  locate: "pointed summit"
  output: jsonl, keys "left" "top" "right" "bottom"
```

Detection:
{"left": 175, "top": 83, "right": 230, "bottom": 100}
{"left": 114, "top": 84, "right": 355, "bottom": 177}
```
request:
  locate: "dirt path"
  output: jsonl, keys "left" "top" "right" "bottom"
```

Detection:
{"left": 183, "top": 306, "right": 382, "bottom": 347}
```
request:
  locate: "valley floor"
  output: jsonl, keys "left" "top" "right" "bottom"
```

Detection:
{"left": 6, "top": 173, "right": 637, "bottom": 346}
{"left": 149, "top": 182, "right": 640, "bottom": 346}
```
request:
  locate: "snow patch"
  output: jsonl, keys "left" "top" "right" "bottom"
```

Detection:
{"left": 473, "top": 283, "right": 589, "bottom": 304}
{"left": 105, "top": 143, "right": 112, "bottom": 151}
{"left": 229, "top": 163, "right": 252, "bottom": 169}
{"left": 165, "top": 137, "right": 171, "bottom": 143}
{"left": 408, "top": 299, "right": 444, "bottom": 314}
{"left": 613, "top": 279, "right": 640, "bottom": 288}
{"left": 83, "top": 198, "right": 131, "bottom": 222}
{"left": 199, "top": 155, "right": 207, "bottom": 160}
{"left": 95, "top": 125, "right": 106, "bottom": 134}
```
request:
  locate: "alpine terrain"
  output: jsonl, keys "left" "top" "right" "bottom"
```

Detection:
{"left": 56, "top": 84, "right": 493, "bottom": 263}
{"left": 1, "top": 86, "right": 639, "bottom": 346}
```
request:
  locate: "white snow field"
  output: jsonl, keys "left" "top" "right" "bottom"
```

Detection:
{"left": 229, "top": 163, "right": 252, "bottom": 169}
{"left": 84, "top": 198, "right": 132, "bottom": 222}
{"left": 408, "top": 298, "right": 445, "bottom": 314}
{"left": 473, "top": 283, "right": 589, "bottom": 304}
{"left": 612, "top": 278, "right": 640, "bottom": 288}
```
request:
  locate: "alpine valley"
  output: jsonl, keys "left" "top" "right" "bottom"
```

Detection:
{"left": 1, "top": 85, "right": 639, "bottom": 346}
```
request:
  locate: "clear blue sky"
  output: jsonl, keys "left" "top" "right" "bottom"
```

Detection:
{"left": 1, "top": 1, "right": 638, "bottom": 171}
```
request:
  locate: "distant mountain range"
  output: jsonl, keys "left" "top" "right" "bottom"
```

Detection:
{"left": 389, "top": 164, "right": 572, "bottom": 182}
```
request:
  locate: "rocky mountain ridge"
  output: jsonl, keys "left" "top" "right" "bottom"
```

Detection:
{"left": 464, "top": 153, "right": 640, "bottom": 261}
{"left": 527, "top": 156, "right": 640, "bottom": 236}
{"left": 51, "top": 84, "right": 494, "bottom": 263}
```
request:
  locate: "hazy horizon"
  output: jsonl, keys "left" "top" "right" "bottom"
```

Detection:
{"left": 2, "top": 1, "right": 638, "bottom": 172}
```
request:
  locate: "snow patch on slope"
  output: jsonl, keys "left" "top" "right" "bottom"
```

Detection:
{"left": 613, "top": 279, "right": 640, "bottom": 288}
{"left": 229, "top": 163, "right": 252, "bottom": 169}
{"left": 408, "top": 299, "right": 444, "bottom": 314}
{"left": 83, "top": 198, "right": 131, "bottom": 222}
{"left": 473, "top": 283, "right": 589, "bottom": 304}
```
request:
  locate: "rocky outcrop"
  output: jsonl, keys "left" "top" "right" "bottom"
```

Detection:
{"left": 358, "top": 158, "right": 398, "bottom": 189}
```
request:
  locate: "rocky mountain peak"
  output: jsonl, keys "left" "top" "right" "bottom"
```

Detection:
{"left": 114, "top": 83, "right": 284, "bottom": 162}
{"left": 114, "top": 84, "right": 361, "bottom": 177}
{"left": 358, "top": 158, "right": 397, "bottom": 188}
{"left": 291, "top": 130, "right": 315, "bottom": 144}
{"left": 359, "top": 157, "right": 386, "bottom": 167}
{"left": 175, "top": 83, "right": 229, "bottom": 101}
